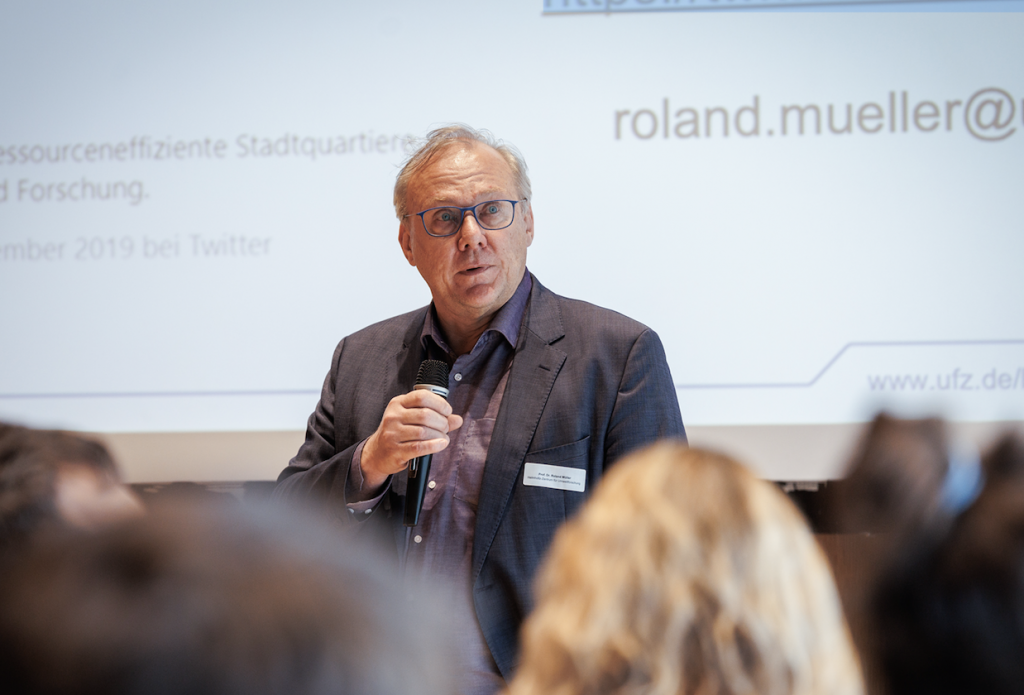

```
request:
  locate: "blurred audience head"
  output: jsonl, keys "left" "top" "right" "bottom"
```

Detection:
{"left": 832, "top": 412, "right": 954, "bottom": 541}
{"left": 508, "top": 442, "right": 863, "bottom": 695}
{"left": 0, "top": 424, "right": 142, "bottom": 550}
{"left": 874, "top": 432, "right": 1024, "bottom": 695}
{"left": 0, "top": 500, "right": 454, "bottom": 695}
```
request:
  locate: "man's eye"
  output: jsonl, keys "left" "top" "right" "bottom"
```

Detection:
{"left": 429, "top": 208, "right": 459, "bottom": 223}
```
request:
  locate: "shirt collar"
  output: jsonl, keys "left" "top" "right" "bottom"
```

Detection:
{"left": 421, "top": 270, "right": 532, "bottom": 357}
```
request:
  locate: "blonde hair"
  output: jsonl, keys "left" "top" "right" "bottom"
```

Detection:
{"left": 508, "top": 443, "right": 864, "bottom": 695}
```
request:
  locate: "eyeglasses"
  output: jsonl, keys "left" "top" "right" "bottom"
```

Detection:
{"left": 404, "top": 199, "right": 527, "bottom": 238}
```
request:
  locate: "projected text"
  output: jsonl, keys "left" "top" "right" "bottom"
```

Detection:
{"left": 0, "top": 235, "right": 272, "bottom": 263}
{"left": 615, "top": 88, "right": 1021, "bottom": 143}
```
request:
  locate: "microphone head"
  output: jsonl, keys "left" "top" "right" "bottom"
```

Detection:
{"left": 415, "top": 360, "right": 450, "bottom": 389}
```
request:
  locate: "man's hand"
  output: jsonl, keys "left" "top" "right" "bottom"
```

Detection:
{"left": 360, "top": 389, "right": 464, "bottom": 493}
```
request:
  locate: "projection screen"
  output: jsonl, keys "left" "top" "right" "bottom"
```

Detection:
{"left": 2, "top": 0, "right": 1022, "bottom": 481}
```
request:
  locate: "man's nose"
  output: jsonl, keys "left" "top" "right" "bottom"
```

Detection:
{"left": 457, "top": 211, "right": 488, "bottom": 250}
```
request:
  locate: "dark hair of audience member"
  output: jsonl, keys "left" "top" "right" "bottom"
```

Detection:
{"left": 0, "top": 424, "right": 141, "bottom": 553}
{"left": 831, "top": 413, "right": 952, "bottom": 542}
{"left": 823, "top": 413, "right": 956, "bottom": 682}
{"left": 873, "top": 432, "right": 1024, "bottom": 695}
{"left": 0, "top": 424, "right": 120, "bottom": 479}
{"left": 507, "top": 442, "right": 864, "bottom": 695}
{"left": 0, "top": 500, "right": 455, "bottom": 695}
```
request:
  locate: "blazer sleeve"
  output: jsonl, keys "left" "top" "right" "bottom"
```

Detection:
{"left": 272, "top": 337, "right": 363, "bottom": 519}
{"left": 605, "top": 327, "right": 686, "bottom": 465}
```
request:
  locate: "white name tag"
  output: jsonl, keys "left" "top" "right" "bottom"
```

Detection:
{"left": 523, "top": 463, "right": 587, "bottom": 492}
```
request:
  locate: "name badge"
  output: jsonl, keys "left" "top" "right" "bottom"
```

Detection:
{"left": 523, "top": 463, "right": 587, "bottom": 492}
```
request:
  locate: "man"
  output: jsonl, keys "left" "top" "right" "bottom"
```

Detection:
{"left": 275, "top": 125, "right": 685, "bottom": 694}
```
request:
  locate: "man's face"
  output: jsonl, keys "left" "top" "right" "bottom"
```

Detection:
{"left": 399, "top": 141, "right": 534, "bottom": 330}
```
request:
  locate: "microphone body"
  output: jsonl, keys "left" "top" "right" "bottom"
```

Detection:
{"left": 404, "top": 360, "right": 450, "bottom": 527}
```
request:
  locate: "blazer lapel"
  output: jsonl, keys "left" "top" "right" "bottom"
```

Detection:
{"left": 472, "top": 278, "right": 566, "bottom": 581}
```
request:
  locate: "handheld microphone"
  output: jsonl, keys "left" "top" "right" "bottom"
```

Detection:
{"left": 404, "top": 359, "right": 450, "bottom": 527}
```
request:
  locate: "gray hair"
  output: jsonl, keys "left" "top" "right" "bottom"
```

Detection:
{"left": 393, "top": 124, "right": 532, "bottom": 219}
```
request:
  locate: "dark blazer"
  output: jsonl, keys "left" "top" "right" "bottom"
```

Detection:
{"left": 275, "top": 275, "right": 685, "bottom": 678}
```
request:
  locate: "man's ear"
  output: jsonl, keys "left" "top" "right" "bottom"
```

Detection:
{"left": 398, "top": 221, "right": 416, "bottom": 266}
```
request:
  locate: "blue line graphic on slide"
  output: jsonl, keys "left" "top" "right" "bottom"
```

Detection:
{"left": 676, "top": 339, "right": 1024, "bottom": 389}
{"left": 0, "top": 389, "right": 319, "bottom": 400}
{"left": 543, "top": 0, "right": 1024, "bottom": 13}
{"left": 1, "top": 340, "right": 1021, "bottom": 400}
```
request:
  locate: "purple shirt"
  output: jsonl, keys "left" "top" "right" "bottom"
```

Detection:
{"left": 348, "top": 271, "right": 533, "bottom": 695}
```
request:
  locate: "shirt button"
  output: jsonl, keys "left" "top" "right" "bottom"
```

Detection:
{"left": 414, "top": 535, "right": 423, "bottom": 544}
{"left": 454, "top": 373, "right": 462, "bottom": 382}
{"left": 428, "top": 480, "right": 436, "bottom": 489}
{"left": 364, "top": 509, "right": 372, "bottom": 515}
